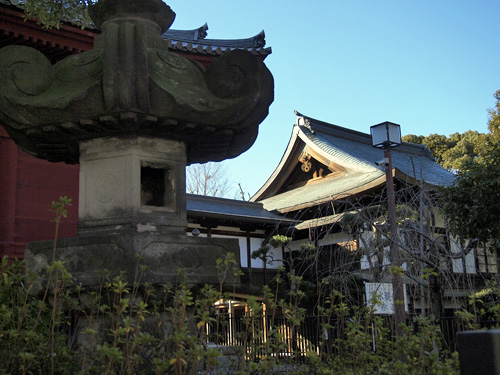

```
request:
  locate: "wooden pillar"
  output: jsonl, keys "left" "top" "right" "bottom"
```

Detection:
{"left": 0, "top": 129, "right": 18, "bottom": 243}
{"left": 246, "top": 230, "right": 252, "bottom": 278}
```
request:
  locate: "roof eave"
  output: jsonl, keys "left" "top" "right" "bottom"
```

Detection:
{"left": 251, "top": 124, "right": 302, "bottom": 202}
{"left": 265, "top": 174, "right": 389, "bottom": 214}
{"left": 187, "top": 209, "right": 296, "bottom": 226}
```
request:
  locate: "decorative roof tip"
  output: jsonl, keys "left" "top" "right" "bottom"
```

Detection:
{"left": 194, "top": 23, "right": 208, "bottom": 41}
{"left": 254, "top": 30, "right": 266, "bottom": 47}
{"left": 294, "top": 111, "right": 375, "bottom": 141}
{"left": 294, "top": 111, "right": 315, "bottom": 134}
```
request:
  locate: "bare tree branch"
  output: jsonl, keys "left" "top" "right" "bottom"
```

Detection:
{"left": 186, "top": 162, "right": 237, "bottom": 198}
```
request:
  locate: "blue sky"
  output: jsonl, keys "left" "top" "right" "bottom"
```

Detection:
{"left": 167, "top": 0, "right": 500, "bottom": 197}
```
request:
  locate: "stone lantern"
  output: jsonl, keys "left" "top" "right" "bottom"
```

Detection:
{"left": 0, "top": 0, "right": 274, "bottom": 291}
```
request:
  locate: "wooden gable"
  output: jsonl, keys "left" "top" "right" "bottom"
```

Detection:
{"left": 277, "top": 144, "right": 347, "bottom": 195}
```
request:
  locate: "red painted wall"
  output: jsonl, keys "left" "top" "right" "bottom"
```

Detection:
{"left": 0, "top": 127, "right": 79, "bottom": 260}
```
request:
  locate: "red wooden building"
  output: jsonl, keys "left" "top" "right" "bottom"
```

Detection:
{"left": 0, "top": 0, "right": 94, "bottom": 258}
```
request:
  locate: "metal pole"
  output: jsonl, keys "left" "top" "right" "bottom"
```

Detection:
{"left": 419, "top": 168, "right": 426, "bottom": 318}
{"left": 384, "top": 146, "right": 406, "bottom": 337}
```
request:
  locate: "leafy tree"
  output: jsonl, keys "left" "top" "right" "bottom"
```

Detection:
{"left": 403, "top": 133, "right": 454, "bottom": 167}
{"left": 441, "top": 131, "right": 493, "bottom": 171}
{"left": 423, "top": 134, "right": 455, "bottom": 166}
{"left": 440, "top": 148, "right": 500, "bottom": 252}
{"left": 401, "top": 134, "right": 425, "bottom": 145}
{"left": 488, "top": 90, "right": 500, "bottom": 141}
{"left": 22, "top": 0, "right": 94, "bottom": 29}
{"left": 403, "top": 129, "right": 494, "bottom": 172}
{"left": 440, "top": 91, "right": 500, "bottom": 252}
{"left": 404, "top": 91, "right": 500, "bottom": 252}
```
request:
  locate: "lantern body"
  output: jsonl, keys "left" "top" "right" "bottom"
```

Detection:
{"left": 370, "top": 121, "right": 401, "bottom": 148}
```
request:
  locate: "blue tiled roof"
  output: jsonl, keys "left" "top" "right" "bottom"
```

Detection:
{"left": 303, "top": 124, "right": 455, "bottom": 186}
{"left": 187, "top": 194, "right": 296, "bottom": 224}
{"left": 259, "top": 170, "right": 383, "bottom": 212}
{"left": 257, "top": 113, "right": 455, "bottom": 212}
{"left": 162, "top": 24, "right": 271, "bottom": 57}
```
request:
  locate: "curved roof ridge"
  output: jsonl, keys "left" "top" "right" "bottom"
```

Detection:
{"left": 295, "top": 110, "right": 434, "bottom": 158}
{"left": 164, "top": 29, "right": 267, "bottom": 49}
{"left": 295, "top": 112, "right": 378, "bottom": 172}
{"left": 202, "top": 30, "right": 266, "bottom": 48}
{"left": 1, "top": 1, "right": 271, "bottom": 57}
{"left": 297, "top": 120, "right": 378, "bottom": 173}
{"left": 163, "top": 23, "right": 208, "bottom": 41}
{"left": 294, "top": 110, "right": 368, "bottom": 140}
{"left": 162, "top": 29, "right": 271, "bottom": 57}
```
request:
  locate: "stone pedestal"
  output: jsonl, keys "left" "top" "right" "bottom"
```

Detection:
{"left": 25, "top": 135, "right": 241, "bottom": 293}
{"left": 26, "top": 231, "right": 240, "bottom": 294}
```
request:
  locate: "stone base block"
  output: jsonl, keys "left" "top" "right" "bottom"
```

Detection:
{"left": 25, "top": 232, "right": 240, "bottom": 294}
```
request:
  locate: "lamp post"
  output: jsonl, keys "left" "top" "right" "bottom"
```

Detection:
{"left": 370, "top": 121, "right": 406, "bottom": 337}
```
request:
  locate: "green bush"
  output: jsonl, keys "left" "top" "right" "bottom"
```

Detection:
{"left": 0, "top": 257, "right": 77, "bottom": 375}
{"left": 0, "top": 255, "right": 461, "bottom": 375}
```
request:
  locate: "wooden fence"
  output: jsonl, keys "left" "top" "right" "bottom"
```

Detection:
{"left": 204, "top": 312, "right": 498, "bottom": 358}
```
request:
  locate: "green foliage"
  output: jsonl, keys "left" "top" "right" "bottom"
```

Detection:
{"left": 0, "top": 257, "right": 77, "bottom": 375}
{"left": 463, "top": 277, "right": 500, "bottom": 325}
{"left": 488, "top": 90, "right": 500, "bottom": 142}
{"left": 0, "top": 255, "right": 463, "bottom": 375}
{"left": 440, "top": 131, "right": 492, "bottom": 172}
{"left": 269, "top": 235, "right": 292, "bottom": 248}
{"left": 401, "top": 134, "right": 425, "bottom": 145}
{"left": 322, "top": 314, "right": 459, "bottom": 375}
{"left": 402, "top": 130, "right": 494, "bottom": 172}
{"left": 251, "top": 245, "right": 271, "bottom": 262}
{"left": 422, "top": 133, "right": 455, "bottom": 166}
{"left": 404, "top": 91, "right": 500, "bottom": 253}
{"left": 440, "top": 146, "right": 500, "bottom": 252}
{"left": 21, "top": 0, "right": 94, "bottom": 29}
{"left": 438, "top": 91, "right": 500, "bottom": 251}
{"left": 50, "top": 196, "right": 72, "bottom": 223}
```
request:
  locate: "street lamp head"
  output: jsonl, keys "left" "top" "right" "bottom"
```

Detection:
{"left": 370, "top": 121, "right": 402, "bottom": 149}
